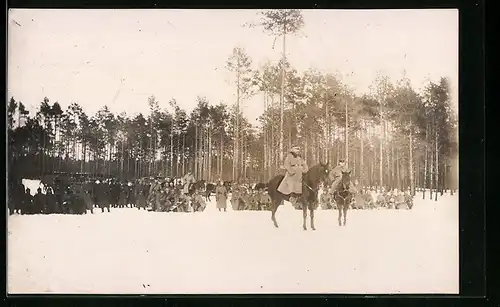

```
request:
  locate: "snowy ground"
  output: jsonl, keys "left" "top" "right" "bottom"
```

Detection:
{"left": 7, "top": 192, "right": 458, "bottom": 294}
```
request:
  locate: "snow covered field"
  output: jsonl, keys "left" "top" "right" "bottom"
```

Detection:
{"left": 7, "top": 192, "right": 458, "bottom": 294}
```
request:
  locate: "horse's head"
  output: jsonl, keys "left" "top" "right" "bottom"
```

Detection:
{"left": 307, "top": 162, "right": 331, "bottom": 187}
{"left": 340, "top": 170, "right": 352, "bottom": 190}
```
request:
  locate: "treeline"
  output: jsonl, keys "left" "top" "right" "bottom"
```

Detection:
{"left": 7, "top": 64, "right": 457, "bottom": 199}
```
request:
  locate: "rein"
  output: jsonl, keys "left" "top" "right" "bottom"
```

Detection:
{"left": 304, "top": 181, "right": 315, "bottom": 192}
{"left": 303, "top": 167, "right": 323, "bottom": 193}
{"left": 336, "top": 182, "right": 351, "bottom": 201}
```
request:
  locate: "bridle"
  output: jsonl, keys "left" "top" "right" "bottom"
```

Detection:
{"left": 303, "top": 165, "right": 329, "bottom": 192}
{"left": 336, "top": 179, "right": 351, "bottom": 202}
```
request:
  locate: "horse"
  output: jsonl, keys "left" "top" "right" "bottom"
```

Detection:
{"left": 267, "top": 162, "right": 330, "bottom": 230}
{"left": 188, "top": 180, "right": 205, "bottom": 196}
{"left": 333, "top": 171, "right": 353, "bottom": 226}
{"left": 205, "top": 183, "right": 216, "bottom": 201}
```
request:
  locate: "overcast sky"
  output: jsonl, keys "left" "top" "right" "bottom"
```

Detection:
{"left": 8, "top": 9, "right": 458, "bottom": 125}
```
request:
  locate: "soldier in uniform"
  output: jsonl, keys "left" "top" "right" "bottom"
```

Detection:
{"left": 277, "top": 145, "right": 308, "bottom": 207}
{"left": 192, "top": 190, "right": 206, "bottom": 212}
{"left": 61, "top": 187, "right": 72, "bottom": 214}
{"left": 95, "top": 180, "right": 111, "bottom": 213}
{"left": 154, "top": 182, "right": 165, "bottom": 212}
{"left": 126, "top": 181, "right": 135, "bottom": 207}
{"left": 136, "top": 183, "right": 147, "bottom": 210}
{"left": 259, "top": 190, "right": 272, "bottom": 211}
{"left": 70, "top": 185, "right": 87, "bottom": 214}
{"left": 215, "top": 180, "right": 228, "bottom": 212}
{"left": 230, "top": 184, "right": 240, "bottom": 210}
{"left": 45, "top": 187, "right": 58, "bottom": 214}
{"left": 10, "top": 180, "right": 25, "bottom": 214}
{"left": 22, "top": 188, "right": 34, "bottom": 214}
{"left": 81, "top": 187, "right": 94, "bottom": 214}
{"left": 329, "top": 159, "right": 350, "bottom": 191}
{"left": 182, "top": 170, "right": 195, "bottom": 195}
{"left": 320, "top": 188, "right": 333, "bottom": 210}
{"left": 33, "top": 187, "right": 46, "bottom": 214}
{"left": 110, "top": 180, "right": 121, "bottom": 208}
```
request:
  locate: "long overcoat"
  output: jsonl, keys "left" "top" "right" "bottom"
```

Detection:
{"left": 215, "top": 185, "right": 228, "bottom": 209}
{"left": 182, "top": 174, "right": 195, "bottom": 194}
{"left": 277, "top": 153, "right": 308, "bottom": 195}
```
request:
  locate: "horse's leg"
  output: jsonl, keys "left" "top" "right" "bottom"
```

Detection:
{"left": 310, "top": 207, "right": 316, "bottom": 231}
{"left": 343, "top": 205, "right": 347, "bottom": 226}
{"left": 337, "top": 204, "right": 342, "bottom": 226}
{"left": 271, "top": 200, "right": 280, "bottom": 228}
{"left": 302, "top": 199, "right": 307, "bottom": 231}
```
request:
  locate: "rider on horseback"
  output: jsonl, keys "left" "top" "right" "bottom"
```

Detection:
{"left": 330, "top": 159, "right": 354, "bottom": 195}
{"left": 277, "top": 145, "right": 308, "bottom": 206}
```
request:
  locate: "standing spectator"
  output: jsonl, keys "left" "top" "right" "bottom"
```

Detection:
{"left": 22, "top": 188, "right": 33, "bottom": 214}
{"left": 45, "top": 187, "right": 59, "bottom": 213}
{"left": 215, "top": 180, "right": 228, "bottom": 212}
{"left": 33, "top": 187, "right": 45, "bottom": 214}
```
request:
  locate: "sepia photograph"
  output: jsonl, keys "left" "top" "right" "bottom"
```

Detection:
{"left": 7, "top": 9, "right": 458, "bottom": 294}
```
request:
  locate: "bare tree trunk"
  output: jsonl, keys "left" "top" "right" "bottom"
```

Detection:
{"left": 423, "top": 122, "right": 429, "bottom": 199}
{"left": 396, "top": 146, "right": 400, "bottom": 190}
{"left": 208, "top": 125, "right": 212, "bottom": 182}
{"left": 391, "top": 140, "right": 395, "bottom": 189}
{"left": 385, "top": 123, "right": 390, "bottom": 189}
{"left": 170, "top": 127, "right": 174, "bottom": 178}
{"left": 409, "top": 128, "right": 415, "bottom": 196}
{"left": 270, "top": 95, "right": 275, "bottom": 177}
{"left": 176, "top": 133, "right": 180, "bottom": 178}
{"left": 434, "top": 126, "right": 439, "bottom": 201}
{"left": 242, "top": 135, "right": 246, "bottom": 180}
{"left": 430, "top": 124, "right": 434, "bottom": 200}
{"left": 195, "top": 124, "right": 198, "bottom": 179}
{"left": 279, "top": 25, "right": 286, "bottom": 166}
{"left": 360, "top": 120, "right": 364, "bottom": 186}
{"left": 216, "top": 133, "right": 220, "bottom": 181}
{"left": 220, "top": 132, "right": 224, "bottom": 180}
{"left": 182, "top": 134, "right": 186, "bottom": 176}
{"left": 205, "top": 128, "right": 209, "bottom": 180}
{"left": 263, "top": 91, "right": 268, "bottom": 181}
{"left": 379, "top": 131, "right": 383, "bottom": 190}
{"left": 345, "top": 102, "right": 349, "bottom": 163}
{"left": 121, "top": 139, "right": 124, "bottom": 180}
{"left": 371, "top": 147, "right": 375, "bottom": 187}
{"left": 234, "top": 59, "right": 241, "bottom": 183}
{"left": 304, "top": 131, "right": 308, "bottom": 165}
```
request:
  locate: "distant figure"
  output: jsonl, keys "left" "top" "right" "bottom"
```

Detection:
{"left": 45, "top": 187, "right": 59, "bottom": 214}
{"left": 192, "top": 191, "right": 207, "bottom": 212}
{"left": 277, "top": 145, "right": 308, "bottom": 206}
{"left": 182, "top": 170, "right": 195, "bottom": 195}
{"left": 215, "top": 180, "right": 228, "bottom": 212}
{"left": 330, "top": 159, "right": 350, "bottom": 191}
{"left": 33, "top": 187, "right": 45, "bottom": 214}
{"left": 22, "top": 188, "right": 33, "bottom": 215}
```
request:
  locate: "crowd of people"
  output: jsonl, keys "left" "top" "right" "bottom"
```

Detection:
{"left": 8, "top": 147, "right": 416, "bottom": 215}
{"left": 229, "top": 184, "right": 272, "bottom": 211}
{"left": 320, "top": 185, "right": 414, "bottom": 211}
{"left": 7, "top": 174, "right": 210, "bottom": 215}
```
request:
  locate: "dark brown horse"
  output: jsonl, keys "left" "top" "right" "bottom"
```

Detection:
{"left": 333, "top": 171, "right": 353, "bottom": 226}
{"left": 268, "top": 163, "right": 330, "bottom": 230}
